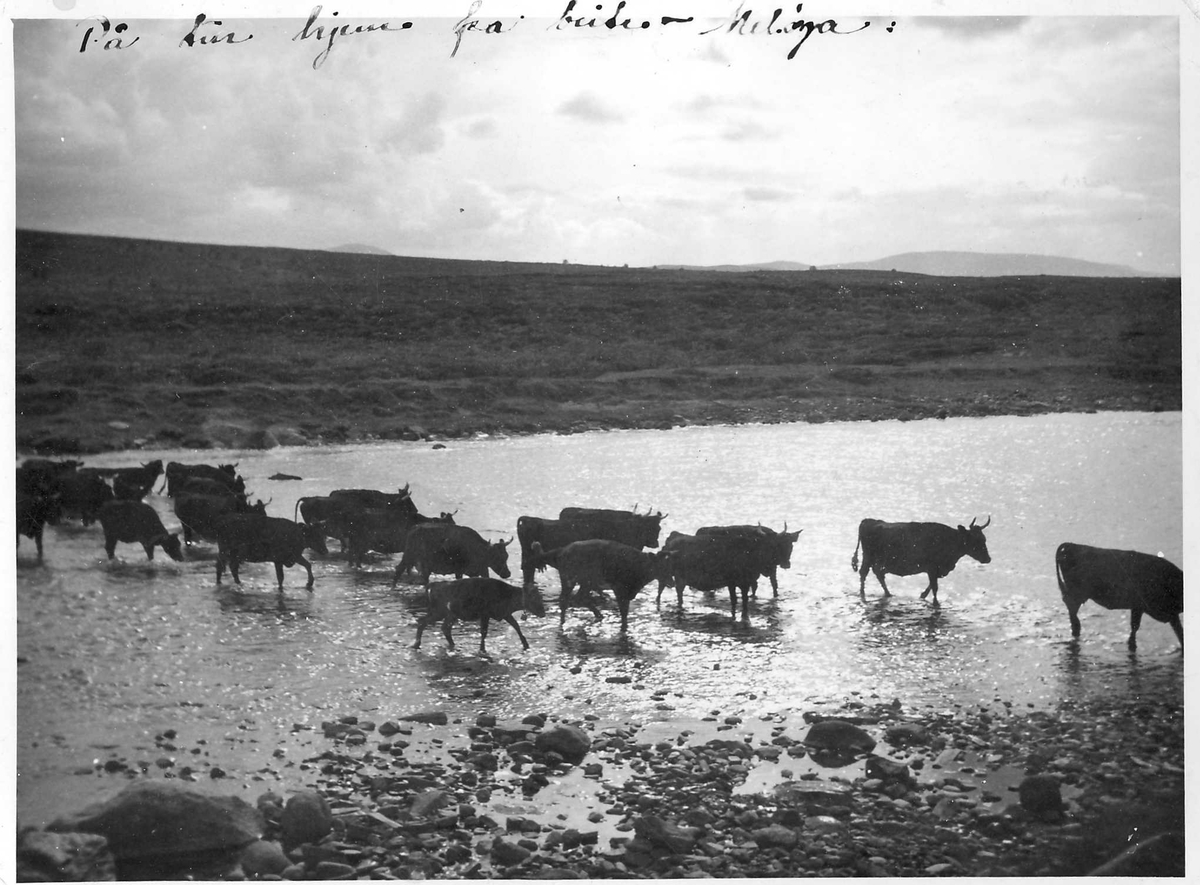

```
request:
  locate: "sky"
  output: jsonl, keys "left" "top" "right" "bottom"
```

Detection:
{"left": 4, "top": 0, "right": 1192, "bottom": 274}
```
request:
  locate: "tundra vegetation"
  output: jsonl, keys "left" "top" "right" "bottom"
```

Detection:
{"left": 14, "top": 230, "right": 1180, "bottom": 455}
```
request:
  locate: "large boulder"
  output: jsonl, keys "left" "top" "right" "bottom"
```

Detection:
{"left": 46, "top": 781, "right": 262, "bottom": 874}
{"left": 279, "top": 791, "right": 333, "bottom": 851}
{"left": 16, "top": 828, "right": 117, "bottom": 881}
{"left": 803, "top": 719, "right": 877, "bottom": 755}
{"left": 534, "top": 724, "right": 591, "bottom": 762}
{"left": 1018, "top": 774, "right": 1064, "bottom": 819}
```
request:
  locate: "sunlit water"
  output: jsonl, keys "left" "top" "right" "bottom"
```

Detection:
{"left": 16, "top": 412, "right": 1183, "bottom": 826}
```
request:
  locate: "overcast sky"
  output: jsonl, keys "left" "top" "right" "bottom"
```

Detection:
{"left": 7, "top": 0, "right": 1189, "bottom": 274}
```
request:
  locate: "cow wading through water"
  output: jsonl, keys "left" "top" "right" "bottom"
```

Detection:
{"left": 216, "top": 515, "right": 329, "bottom": 591}
{"left": 852, "top": 517, "right": 992, "bottom": 604}
{"left": 97, "top": 500, "right": 184, "bottom": 562}
{"left": 1055, "top": 542, "right": 1183, "bottom": 651}
{"left": 413, "top": 577, "right": 547, "bottom": 653}
{"left": 530, "top": 539, "right": 665, "bottom": 630}
{"left": 517, "top": 506, "right": 664, "bottom": 586}
{"left": 392, "top": 523, "right": 511, "bottom": 587}
{"left": 657, "top": 531, "right": 764, "bottom": 618}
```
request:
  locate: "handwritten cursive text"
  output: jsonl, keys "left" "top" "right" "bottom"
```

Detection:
{"left": 699, "top": 2, "right": 871, "bottom": 59}
{"left": 293, "top": 5, "right": 412, "bottom": 69}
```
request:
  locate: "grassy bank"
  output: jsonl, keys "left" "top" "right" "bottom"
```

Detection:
{"left": 14, "top": 230, "right": 1181, "bottom": 455}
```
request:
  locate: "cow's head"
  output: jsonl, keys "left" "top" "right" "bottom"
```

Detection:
{"left": 161, "top": 532, "right": 185, "bottom": 562}
{"left": 521, "top": 581, "right": 547, "bottom": 618}
{"left": 489, "top": 538, "right": 512, "bottom": 579}
{"left": 775, "top": 526, "right": 803, "bottom": 568}
{"left": 303, "top": 523, "right": 330, "bottom": 556}
{"left": 957, "top": 516, "right": 992, "bottom": 563}
{"left": 636, "top": 511, "right": 667, "bottom": 549}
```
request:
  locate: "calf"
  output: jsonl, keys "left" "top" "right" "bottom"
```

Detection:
{"left": 1056, "top": 542, "right": 1183, "bottom": 650}
{"left": 531, "top": 539, "right": 665, "bottom": 630}
{"left": 393, "top": 523, "right": 511, "bottom": 586}
{"left": 216, "top": 515, "right": 329, "bottom": 590}
{"left": 97, "top": 500, "right": 184, "bottom": 561}
{"left": 413, "top": 577, "right": 546, "bottom": 653}
{"left": 16, "top": 485, "right": 64, "bottom": 564}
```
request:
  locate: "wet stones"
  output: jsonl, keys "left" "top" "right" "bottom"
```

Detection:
{"left": 534, "top": 723, "right": 591, "bottom": 762}
{"left": 804, "top": 719, "right": 878, "bottom": 756}
{"left": 279, "top": 792, "right": 333, "bottom": 851}
{"left": 16, "top": 828, "right": 117, "bottom": 882}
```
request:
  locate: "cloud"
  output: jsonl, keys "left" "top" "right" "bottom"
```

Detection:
{"left": 557, "top": 92, "right": 624, "bottom": 123}
{"left": 744, "top": 187, "right": 792, "bottom": 202}
{"left": 908, "top": 17, "right": 1031, "bottom": 39}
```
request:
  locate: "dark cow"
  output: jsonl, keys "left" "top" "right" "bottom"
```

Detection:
{"left": 295, "top": 490, "right": 421, "bottom": 553}
{"left": 16, "top": 484, "right": 64, "bottom": 564}
{"left": 530, "top": 539, "right": 665, "bottom": 630}
{"left": 97, "top": 500, "right": 184, "bottom": 561}
{"left": 176, "top": 476, "right": 247, "bottom": 502}
{"left": 18, "top": 459, "right": 84, "bottom": 496}
{"left": 696, "top": 524, "right": 802, "bottom": 596}
{"left": 1056, "top": 542, "right": 1183, "bottom": 650}
{"left": 519, "top": 513, "right": 661, "bottom": 586}
{"left": 658, "top": 531, "right": 763, "bottom": 618}
{"left": 175, "top": 493, "right": 268, "bottom": 545}
{"left": 164, "top": 462, "right": 243, "bottom": 497}
{"left": 215, "top": 515, "right": 329, "bottom": 590}
{"left": 58, "top": 470, "right": 115, "bottom": 525}
{"left": 851, "top": 517, "right": 992, "bottom": 603}
{"left": 112, "top": 460, "right": 164, "bottom": 501}
{"left": 413, "top": 577, "right": 547, "bottom": 653}
{"left": 329, "top": 486, "right": 417, "bottom": 513}
{"left": 557, "top": 507, "right": 665, "bottom": 549}
{"left": 343, "top": 508, "right": 455, "bottom": 568}
{"left": 392, "top": 523, "right": 511, "bottom": 587}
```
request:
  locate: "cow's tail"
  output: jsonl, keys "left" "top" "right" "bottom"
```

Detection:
{"left": 529, "top": 540, "right": 558, "bottom": 570}
{"left": 294, "top": 497, "right": 308, "bottom": 523}
{"left": 1054, "top": 543, "right": 1070, "bottom": 597}
{"left": 851, "top": 534, "right": 862, "bottom": 572}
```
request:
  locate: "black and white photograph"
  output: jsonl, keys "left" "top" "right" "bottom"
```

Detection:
{"left": 9, "top": 0, "right": 1190, "bottom": 879}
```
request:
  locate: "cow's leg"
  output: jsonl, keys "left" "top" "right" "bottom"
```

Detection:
{"left": 1128, "top": 609, "right": 1143, "bottom": 648}
{"left": 727, "top": 586, "right": 738, "bottom": 617}
{"left": 872, "top": 568, "right": 891, "bottom": 597}
{"left": 559, "top": 579, "right": 576, "bottom": 625}
{"left": 412, "top": 614, "right": 433, "bottom": 648}
{"left": 920, "top": 575, "right": 939, "bottom": 604}
{"left": 582, "top": 584, "right": 604, "bottom": 621}
{"left": 229, "top": 557, "right": 242, "bottom": 586}
{"left": 442, "top": 618, "right": 456, "bottom": 649}
{"left": 857, "top": 561, "right": 871, "bottom": 598}
{"left": 105, "top": 535, "right": 118, "bottom": 560}
{"left": 478, "top": 618, "right": 491, "bottom": 653}
{"left": 740, "top": 585, "right": 751, "bottom": 618}
{"left": 617, "top": 593, "right": 631, "bottom": 632}
{"left": 500, "top": 615, "right": 530, "bottom": 649}
{"left": 1168, "top": 615, "right": 1183, "bottom": 651}
{"left": 35, "top": 529, "right": 45, "bottom": 564}
{"left": 274, "top": 561, "right": 287, "bottom": 589}
{"left": 298, "top": 555, "right": 315, "bottom": 589}
{"left": 215, "top": 554, "right": 225, "bottom": 584}
{"left": 769, "top": 569, "right": 779, "bottom": 597}
{"left": 1064, "top": 598, "right": 1083, "bottom": 638}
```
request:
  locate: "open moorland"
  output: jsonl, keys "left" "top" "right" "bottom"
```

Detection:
{"left": 14, "top": 230, "right": 1180, "bottom": 455}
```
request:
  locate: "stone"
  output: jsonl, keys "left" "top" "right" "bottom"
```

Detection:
{"left": 866, "top": 754, "right": 914, "bottom": 785}
{"left": 633, "top": 815, "right": 700, "bottom": 853}
{"left": 804, "top": 719, "right": 877, "bottom": 755}
{"left": 1018, "top": 774, "right": 1064, "bottom": 818}
{"left": 46, "top": 781, "right": 263, "bottom": 866}
{"left": 491, "top": 838, "right": 532, "bottom": 865}
{"left": 17, "top": 828, "right": 117, "bottom": 881}
{"left": 279, "top": 791, "right": 333, "bottom": 850}
{"left": 885, "top": 723, "right": 930, "bottom": 745}
{"left": 534, "top": 724, "right": 591, "bottom": 762}
{"left": 240, "top": 839, "right": 291, "bottom": 877}
{"left": 402, "top": 711, "right": 449, "bottom": 725}
{"left": 752, "top": 824, "right": 799, "bottom": 849}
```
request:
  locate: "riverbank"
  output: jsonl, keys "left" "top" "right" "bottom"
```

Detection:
{"left": 15, "top": 230, "right": 1180, "bottom": 457}
{"left": 31, "top": 693, "right": 1184, "bottom": 879}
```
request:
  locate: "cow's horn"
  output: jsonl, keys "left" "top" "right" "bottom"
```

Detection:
{"left": 980, "top": 515, "right": 991, "bottom": 529}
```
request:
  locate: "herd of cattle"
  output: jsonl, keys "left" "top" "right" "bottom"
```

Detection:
{"left": 16, "top": 457, "right": 1185, "bottom": 654}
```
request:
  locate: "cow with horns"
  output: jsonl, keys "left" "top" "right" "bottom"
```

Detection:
{"left": 851, "top": 516, "right": 992, "bottom": 603}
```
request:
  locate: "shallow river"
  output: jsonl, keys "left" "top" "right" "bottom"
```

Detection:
{"left": 15, "top": 412, "right": 1183, "bottom": 827}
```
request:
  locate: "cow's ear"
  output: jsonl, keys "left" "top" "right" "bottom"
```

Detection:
{"left": 957, "top": 525, "right": 967, "bottom": 532}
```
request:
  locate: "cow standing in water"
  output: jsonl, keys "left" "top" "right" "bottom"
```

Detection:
{"left": 97, "top": 500, "right": 184, "bottom": 562}
{"left": 851, "top": 517, "right": 992, "bottom": 604}
{"left": 413, "top": 577, "right": 546, "bottom": 653}
{"left": 1056, "top": 542, "right": 1183, "bottom": 651}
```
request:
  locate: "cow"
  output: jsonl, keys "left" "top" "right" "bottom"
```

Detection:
{"left": 519, "top": 513, "right": 659, "bottom": 586}
{"left": 413, "top": 577, "right": 547, "bottom": 653}
{"left": 657, "top": 531, "right": 764, "bottom": 618}
{"left": 295, "top": 489, "right": 421, "bottom": 553}
{"left": 58, "top": 470, "right": 116, "bottom": 525}
{"left": 329, "top": 486, "right": 417, "bottom": 513}
{"left": 16, "top": 485, "right": 64, "bottom": 564}
{"left": 557, "top": 506, "right": 666, "bottom": 550}
{"left": 164, "top": 462, "right": 243, "bottom": 498}
{"left": 530, "top": 539, "right": 666, "bottom": 630}
{"left": 1055, "top": 542, "right": 1183, "bottom": 650}
{"left": 96, "top": 500, "right": 184, "bottom": 562}
{"left": 343, "top": 508, "right": 455, "bottom": 568}
{"left": 175, "top": 493, "right": 268, "bottom": 545}
{"left": 175, "top": 476, "right": 247, "bottom": 502}
{"left": 111, "top": 460, "right": 165, "bottom": 501}
{"left": 18, "top": 459, "right": 84, "bottom": 496}
{"left": 215, "top": 515, "right": 329, "bottom": 590}
{"left": 851, "top": 517, "right": 992, "bottom": 604}
{"left": 696, "top": 523, "right": 802, "bottom": 596}
{"left": 392, "top": 523, "right": 511, "bottom": 587}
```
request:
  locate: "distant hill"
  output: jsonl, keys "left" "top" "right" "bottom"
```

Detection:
{"left": 656, "top": 260, "right": 814, "bottom": 272}
{"left": 330, "top": 243, "right": 393, "bottom": 256}
{"left": 820, "top": 251, "right": 1144, "bottom": 278}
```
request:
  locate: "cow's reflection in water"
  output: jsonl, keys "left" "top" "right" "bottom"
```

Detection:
{"left": 215, "top": 584, "right": 317, "bottom": 618}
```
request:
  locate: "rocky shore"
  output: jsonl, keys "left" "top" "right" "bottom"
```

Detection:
{"left": 19, "top": 693, "right": 1184, "bottom": 880}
